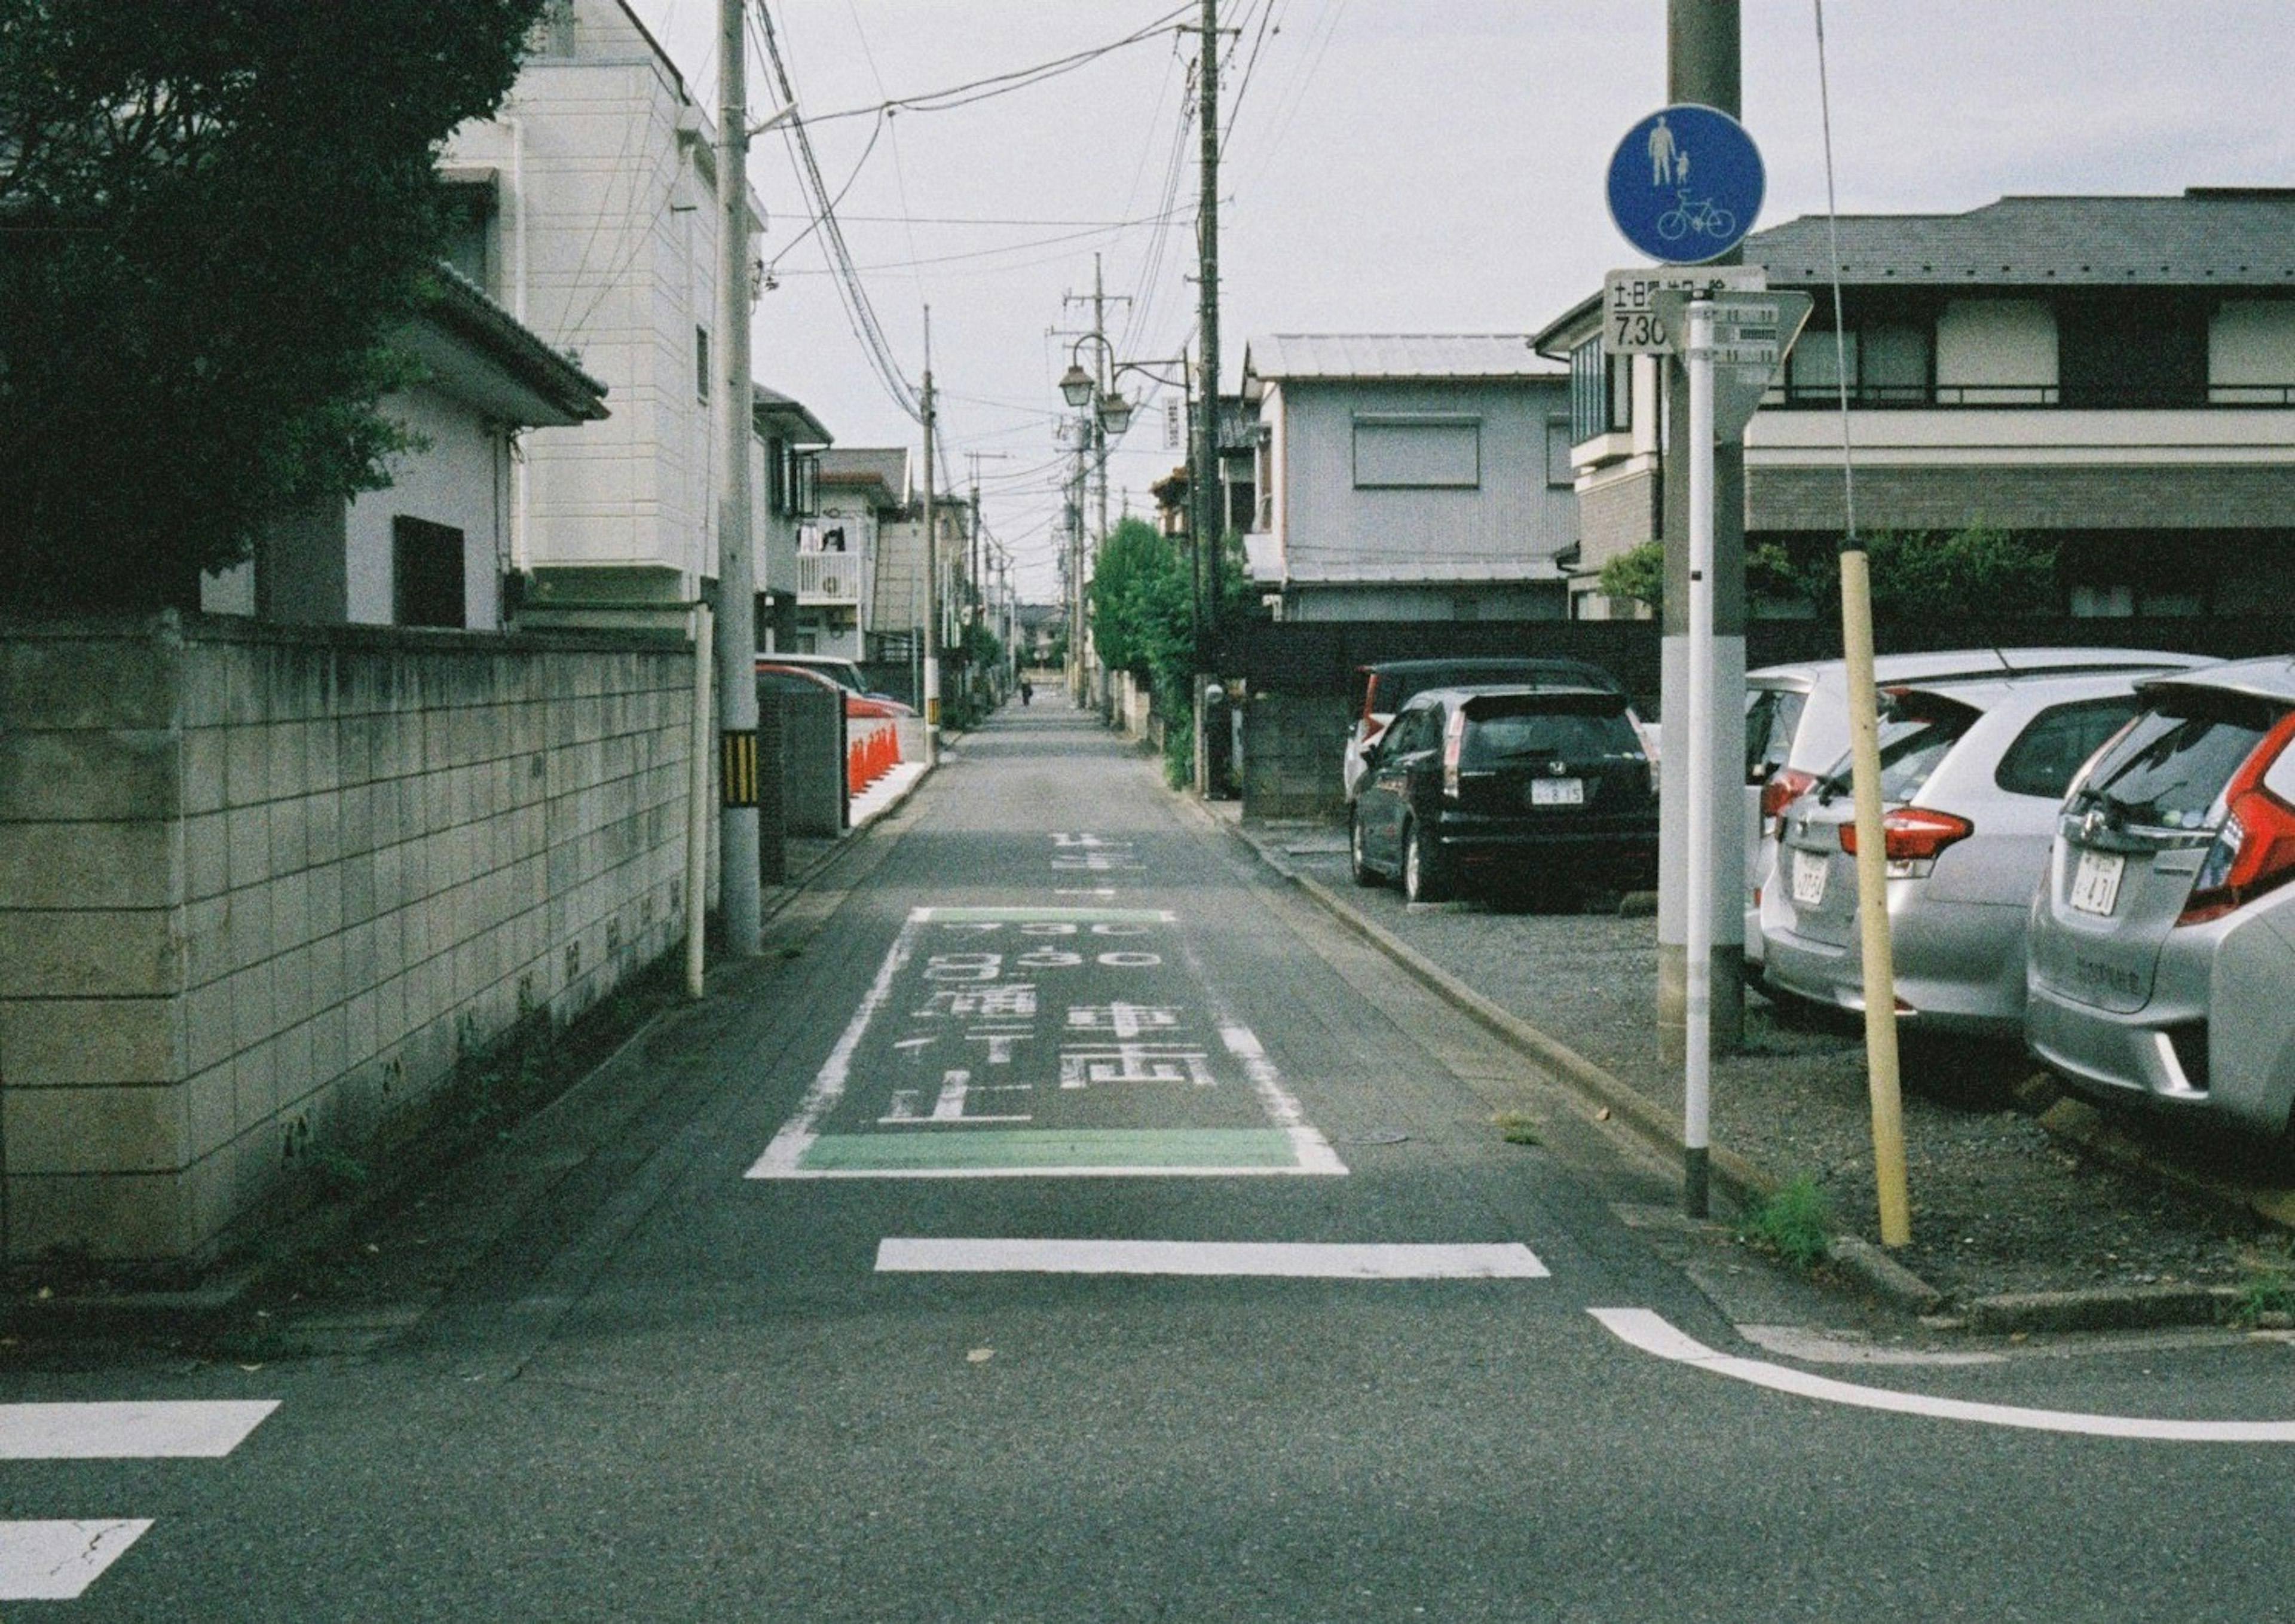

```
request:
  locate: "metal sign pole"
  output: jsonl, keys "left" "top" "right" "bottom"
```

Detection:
{"left": 1683, "top": 295, "right": 1716, "bottom": 1218}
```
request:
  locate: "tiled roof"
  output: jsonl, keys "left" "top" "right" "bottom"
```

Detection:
{"left": 753, "top": 384, "right": 831, "bottom": 447}
{"left": 1746, "top": 188, "right": 2295, "bottom": 287}
{"left": 1245, "top": 334, "right": 1562, "bottom": 382}
{"left": 817, "top": 446, "right": 909, "bottom": 502}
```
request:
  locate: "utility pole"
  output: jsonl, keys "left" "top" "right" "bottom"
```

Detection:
{"left": 1657, "top": 0, "right": 1746, "bottom": 1067}
{"left": 921, "top": 307, "right": 940, "bottom": 764}
{"left": 1195, "top": 0, "right": 1222, "bottom": 645}
{"left": 712, "top": 0, "right": 761, "bottom": 958}
{"left": 1092, "top": 256, "right": 1112, "bottom": 544}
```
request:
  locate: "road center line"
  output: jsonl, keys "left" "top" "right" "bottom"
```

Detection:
{"left": 1591, "top": 1308, "right": 2295, "bottom": 1441}
{"left": 877, "top": 1239, "right": 1548, "bottom": 1278}
{"left": 0, "top": 1521, "right": 152, "bottom": 1601}
{"left": 0, "top": 1400, "right": 279, "bottom": 1459}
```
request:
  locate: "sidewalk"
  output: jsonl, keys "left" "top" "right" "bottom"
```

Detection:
{"left": 1210, "top": 808, "right": 2295, "bottom": 1331}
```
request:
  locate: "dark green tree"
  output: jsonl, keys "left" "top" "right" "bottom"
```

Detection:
{"left": 1596, "top": 525, "right": 2061, "bottom": 623}
{"left": 0, "top": 0, "right": 549, "bottom": 609}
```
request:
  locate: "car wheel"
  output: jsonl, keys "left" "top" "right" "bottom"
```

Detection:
{"left": 1403, "top": 822, "right": 1446, "bottom": 905}
{"left": 1350, "top": 813, "right": 1380, "bottom": 887}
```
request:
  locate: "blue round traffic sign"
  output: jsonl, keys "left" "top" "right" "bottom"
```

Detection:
{"left": 1606, "top": 104, "right": 1764, "bottom": 264}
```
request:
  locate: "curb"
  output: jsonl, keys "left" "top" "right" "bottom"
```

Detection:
{"left": 1194, "top": 805, "right": 2256, "bottom": 1337}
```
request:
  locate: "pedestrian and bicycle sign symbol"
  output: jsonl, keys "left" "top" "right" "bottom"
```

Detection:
{"left": 1607, "top": 104, "right": 1764, "bottom": 265}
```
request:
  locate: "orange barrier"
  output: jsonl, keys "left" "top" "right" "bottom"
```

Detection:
{"left": 846, "top": 713, "right": 900, "bottom": 796}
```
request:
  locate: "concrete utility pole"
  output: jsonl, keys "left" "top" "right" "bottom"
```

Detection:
{"left": 922, "top": 308, "right": 940, "bottom": 764}
{"left": 1092, "top": 258, "right": 1112, "bottom": 544}
{"left": 712, "top": 0, "right": 761, "bottom": 957}
{"left": 1196, "top": 0, "right": 1222, "bottom": 643}
{"left": 1657, "top": 0, "right": 1746, "bottom": 1057}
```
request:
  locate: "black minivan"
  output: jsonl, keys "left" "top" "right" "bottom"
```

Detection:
{"left": 1350, "top": 684, "right": 1659, "bottom": 905}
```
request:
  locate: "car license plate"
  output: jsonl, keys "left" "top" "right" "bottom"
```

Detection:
{"left": 1529, "top": 778, "right": 1584, "bottom": 807}
{"left": 1790, "top": 848, "right": 1829, "bottom": 907}
{"left": 2069, "top": 848, "right": 2126, "bottom": 917}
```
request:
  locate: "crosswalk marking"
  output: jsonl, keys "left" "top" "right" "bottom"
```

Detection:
{"left": 876, "top": 1239, "right": 1549, "bottom": 1279}
{"left": 0, "top": 1400, "right": 279, "bottom": 1460}
{"left": 0, "top": 1520, "right": 153, "bottom": 1600}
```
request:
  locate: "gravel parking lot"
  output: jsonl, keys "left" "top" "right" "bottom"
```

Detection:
{"left": 1255, "top": 822, "right": 2295, "bottom": 1304}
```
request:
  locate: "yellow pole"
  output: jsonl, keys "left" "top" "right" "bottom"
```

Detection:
{"left": 1838, "top": 549, "right": 1910, "bottom": 1245}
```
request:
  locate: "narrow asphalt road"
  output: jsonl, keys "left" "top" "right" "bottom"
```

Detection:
{"left": 8, "top": 700, "right": 2295, "bottom": 1620}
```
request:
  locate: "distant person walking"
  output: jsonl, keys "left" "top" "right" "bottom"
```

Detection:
{"left": 1020, "top": 679, "right": 1033, "bottom": 707}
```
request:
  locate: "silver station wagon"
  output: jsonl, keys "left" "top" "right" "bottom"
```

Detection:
{"left": 1760, "top": 667, "right": 2184, "bottom": 1038}
{"left": 2026, "top": 657, "right": 2295, "bottom": 1135}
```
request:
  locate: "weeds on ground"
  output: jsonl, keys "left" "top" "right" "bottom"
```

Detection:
{"left": 1739, "top": 1176, "right": 1834, "bottom": 1270}
{"left": 1492, "top": 1113, "right": 1542, "bottom": 1146}
{"left": 2232, "top": 1268, "right": 2295, "bottom": 1327}
{"left": 305, "top": 1147, "right": 371, "bottom": 1197}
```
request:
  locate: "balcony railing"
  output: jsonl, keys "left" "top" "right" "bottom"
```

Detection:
{"left": 795, "top": 550, "right": 860, "bottom": 603}
{"left": 1770, "top": 382, "right": 2295, "bottom": 409}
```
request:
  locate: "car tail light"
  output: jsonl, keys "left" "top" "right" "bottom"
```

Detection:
{"left": 1443, "top": 710, "right": 1465, "bottom": 799}
{"left": 1761, "top": 768, "right": 1817, "bottom": 832}
{"left": 2178, "top": 715, "right": 2295, "bottom": 926}
{"left": 1838, "top": 807, "right": 1974, "bottom": 867}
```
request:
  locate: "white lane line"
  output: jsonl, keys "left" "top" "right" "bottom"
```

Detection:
{"left": 1591, "top": 1309, "right": 2295, "bottom": 1441}
{"left": 1218, "top": 1023, "right": 1347, "bottom": 1176}
{"left": 0, "top": 1521, "right": 152, "bottom": 1600}
{"left": 747, "top": 912, "right": 922, "bottom": 1178}
{"left": 878, "top": 1239, "right": 1548, "bottom": 1279}
{"left": 0, "top": 1400, "right": 279, "bottom": 1460}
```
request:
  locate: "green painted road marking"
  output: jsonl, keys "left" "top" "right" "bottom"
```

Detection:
{"left": 916, "top": 906, "right": 1173, "bottom": 926}
{"left": 800, "top": 1127, "right": 1302, "bottom": 1173}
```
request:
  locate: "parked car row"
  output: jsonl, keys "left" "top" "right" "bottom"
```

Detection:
{"left": 1747, "top": 649, "right": 2295, "bottom": 1141}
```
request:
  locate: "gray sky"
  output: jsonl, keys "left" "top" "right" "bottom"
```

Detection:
{"left": 629, "top": 1, "right": 2295, "bottom": 599}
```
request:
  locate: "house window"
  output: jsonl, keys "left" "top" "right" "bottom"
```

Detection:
{"left": 1787, "top": 321, "right": 1933, "bottom": 405}
{"left": 695, "top": 326, "right": 710, "bottom": 402}
{"left": 774, "top": 445, "right": 819, "bottom": 517}
{"left": 1569, "top": 337, "right": 1633, "bottom": 445}
{"left": 530, "top": 0, "right": 577, "bottom": 56}
{"left": 2058, "top": 296, "right": 2207, "bottom": 409}
{"left": 439, "top": 179, "right": 497, "bottom": 297}
{"left": 393, "top": 517, "right": 466, "bottom": 628}
{"left": 1352, "top": 416, "right": 1480, "bottom": 489}
{"left": 1546, "top": 415, "right": 1576, "bottom": 487}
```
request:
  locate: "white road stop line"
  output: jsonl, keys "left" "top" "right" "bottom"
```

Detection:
{"left": 877, "top": 1239, "right": 1548, "bottom": 1279}
{"left": 1592, "top": 1309, "right": 2295, "bottom": 1441}
{"left": 0, "top": 1400, "right": 279, "bottom": 1459}
{"left": 0, "top": 1521, "right": 153, "bottom": 1600}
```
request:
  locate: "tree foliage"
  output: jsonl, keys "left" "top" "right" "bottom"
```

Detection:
{"left": 1088, "top": 517, "right": 1192, "bottom": 684}
{"left": 1596, "top": 525, "right": 2061, "bottom": 623}
{"left": 0, "top": 0, "right": 549, "bottom": 609}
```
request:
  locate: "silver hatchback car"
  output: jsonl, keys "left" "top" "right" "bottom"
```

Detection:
{"left": 2026, "top": 658, "right": 2295, "bottom": 1136}
{"left": 1760, "top": 668, "right": 2182, "bottom": 1038}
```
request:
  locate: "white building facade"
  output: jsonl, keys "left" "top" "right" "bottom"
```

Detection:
{"left": 1240, "top": 336, "right": 1578, "bottom": 622}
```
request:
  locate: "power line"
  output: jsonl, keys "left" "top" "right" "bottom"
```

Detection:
{"left": 787, "top": 7, "right": 1195, "bottom": 125}
{"left": 752, "top": 1, "right": 922, "bottom": 422}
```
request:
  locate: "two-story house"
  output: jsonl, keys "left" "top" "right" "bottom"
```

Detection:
{"left": 443, "top": 0, "right": 778, "bottom": 629}
{"left": 797, "top": 448, "right": 904, "bottom": 659}
{"left": 1534, "top": 188, "right": 2295, "bottom": 619}
{"left": 1240, "top": 336, "right": 1578, "bottom": 621}
{"left": 755, "top": 385, "right": 833, "bottom": 649}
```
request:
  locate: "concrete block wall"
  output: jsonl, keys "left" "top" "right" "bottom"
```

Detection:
{"left": 1240, "top": 692, "right": 1352, "bottom": 822}
{"left": 0, "top": 613, "right": 694, "bottom": 1267}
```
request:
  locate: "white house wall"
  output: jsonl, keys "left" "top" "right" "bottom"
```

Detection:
{"left": 345, "top": 385, "right": 507, "bottom": 628}
{"left": 1275, "top": 379, "right": 1572, "bottom": 583}
{"left": 1934, "top": 298, "right": 2057, "bottom": 397}
{"left": 2213, "top": 301, "right": 2295, "bottom": 394}
{"left": 446, "top": 0, "right": 721, "bottom": 592}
